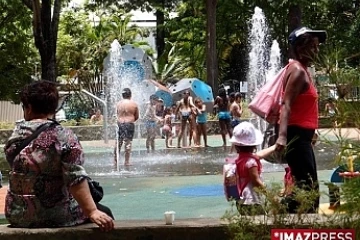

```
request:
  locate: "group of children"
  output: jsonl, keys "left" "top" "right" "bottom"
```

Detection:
{"left": 161, "top": 97, "right": 209, "bottom": 148}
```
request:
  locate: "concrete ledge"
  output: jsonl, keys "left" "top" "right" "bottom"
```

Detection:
{"left": 0, "top": 218, "right": 230, "bottom": 240}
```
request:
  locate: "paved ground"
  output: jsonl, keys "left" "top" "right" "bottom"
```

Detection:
{"left": 0, "top": 128, "right": 359, "bottom": 220}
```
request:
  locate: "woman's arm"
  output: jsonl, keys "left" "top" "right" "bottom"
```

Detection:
{"left": 201, "top": 104, "right": 206, "bottom": 112}
{"left": 276, "top": 64, "right": 308, "bottom": 151}
{"left": 70, "top": 180, "right": 114, "bottom": 231}
{"left": 61, "top": 129, "right": 113, "bottom": 231}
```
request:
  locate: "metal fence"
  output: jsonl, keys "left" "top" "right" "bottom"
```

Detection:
{"left": 0, "top": 101, "right": 22, "bottom": 122}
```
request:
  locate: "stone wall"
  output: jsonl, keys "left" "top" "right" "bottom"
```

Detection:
{"left": 0, "top": 121, "right": 222, "bottom": 144}
{"left": 0, "top": 219, "right": 229, "bottom": 240}
{"left": 0, "top": 118, "right": 335, "bottom": 144}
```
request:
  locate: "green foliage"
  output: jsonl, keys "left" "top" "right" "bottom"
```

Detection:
{"left": 223, "top": 182, "right": 360, "bottom": 239}
{"left": 0, "top": 122, "right": 15, "bottom": 130}
{"left": 0, "top": 0, "right": 37, "bottom": 101}
{"left": 57, "top": 6, "right": 153, "bottom": 104}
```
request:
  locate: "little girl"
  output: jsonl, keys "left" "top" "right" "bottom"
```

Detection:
{"left": 194, "top": 98, "right": 209, "bottom": 147}
{"left": 162, "top": 107, "right": 175, "bottom": 148}
{"left": 229, "top": 121, "right": 276, "bottom": 215}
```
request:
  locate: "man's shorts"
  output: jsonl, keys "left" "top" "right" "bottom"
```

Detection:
{"left": 231, "top": 119, "right": 241, "bottom": 128}
{"left": 117, "top": 122, "right": 135, "bottom": 141}
{"left": 145, "top": 120, "right": 157, "bottom": 129}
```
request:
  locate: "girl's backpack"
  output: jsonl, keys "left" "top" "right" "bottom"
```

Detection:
{"left": 223, "top": 157, "right": 240, "bottom": 201}
{"left": 223, "top": 153, "right": 261, "bottom": 201}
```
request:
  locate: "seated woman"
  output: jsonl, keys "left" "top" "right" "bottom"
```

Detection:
{"left": 3, "top": 80, "right": 114, "bottom": 231}
{"left": 90, "top": 109, "right": 104, "bottom": 125}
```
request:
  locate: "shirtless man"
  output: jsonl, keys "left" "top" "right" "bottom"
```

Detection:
{"left": 230, "top": 92, "right": 242, "bottom": 128}
{"left": 229, "top": 92, "right": 242, "bottom": 153}
{"left": 114, "top": 88, "right": 139, "bottom": 167}
{"left": 214, "top": 88, "right": 232, "bottom": 147}
{"left": 143, "top": 95, "right": 162, "bottom": 153}
{"left": 175, "top": 90, "right": 198, "bottom": 148}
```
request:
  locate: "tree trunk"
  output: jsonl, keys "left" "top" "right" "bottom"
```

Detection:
{"left": 288, "top": 4, "right": 301, "bottom": 32}
{"left": 155, "top": 4, "right": 165, "bottom": 58}
{"left": 25, "top": 0, "right": 61, "bottom": 82}
{"left": 288, "top": 4, "right": 302, "bottom": 58}
{"left": 206, "top": 0, "right": 218, "bottom": 97}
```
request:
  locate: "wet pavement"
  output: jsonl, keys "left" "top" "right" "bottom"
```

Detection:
{"left": 0, "top": 128, "right": 359, "bottom": 219}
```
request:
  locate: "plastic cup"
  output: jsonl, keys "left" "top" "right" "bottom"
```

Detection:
{"left": 164, "top": 211, "right": 175, "bottom": 225}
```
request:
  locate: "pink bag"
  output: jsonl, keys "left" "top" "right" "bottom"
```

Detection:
{"left": 249, "top": 60, "right": 295, "bottom": 124}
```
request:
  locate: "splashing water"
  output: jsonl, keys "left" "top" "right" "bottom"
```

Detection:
{"left": 247, "top": 7, "right": 269, "bottom": 100}
{"left": 104, "top": 40, "right": 155, "bottom": 171}
{"left": 247, "top": 7, "right": 281, "bottom": 135}
{"left": 266, "top": 40, "right": 281, "bottom": 82}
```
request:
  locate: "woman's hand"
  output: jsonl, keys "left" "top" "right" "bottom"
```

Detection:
{"left": 89, "top": 209, "right": 114, "bottom": 232}
{"left": 69, "top": 180, "right": 114, "bottom": 232}
{"left": 275, "top": 136, "right": 287, "bottom": 152}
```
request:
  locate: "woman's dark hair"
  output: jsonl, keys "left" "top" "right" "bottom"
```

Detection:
{"left": 235, "top": 145, "right": 256, "bottom": 153}
{"left": 218, "top": 88, "right": 227, "bottom": 97}
{"left": 163, "top": 107, "right": 171, "bottom": 118}
{"left": 289, "top": 33, "right": 315, "bottom": 59}
{"left": 20, "top": 80, "right": 59, "bottom": 115}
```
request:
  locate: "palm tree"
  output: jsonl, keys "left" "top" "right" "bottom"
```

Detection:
{"left": 152, "top": 42, "right": 184, "bottom": 84}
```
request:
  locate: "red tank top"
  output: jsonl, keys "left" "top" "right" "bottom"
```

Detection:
{"left": 283, "top": 64, "right": 318, "bottom": 129}
{"left": 235, "top": 152, "right": 261, "bottom": 195}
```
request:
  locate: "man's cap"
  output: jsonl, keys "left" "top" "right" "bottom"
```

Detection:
{"left": 122, "top": 88, "right": 131, "bottom": 95}
{"left": 289, "top": 27, "right": 327, "bottom": 45}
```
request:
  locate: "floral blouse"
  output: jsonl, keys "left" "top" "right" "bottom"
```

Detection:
{"left": 4, "top": 119, "right": 88, "bottom": 227}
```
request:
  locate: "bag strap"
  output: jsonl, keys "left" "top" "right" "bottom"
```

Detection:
{"left": 282, "top": 60, "right": 313, "bottom": 90}
{"left": 9, "top": 119, "right": 59, "bottom": 164}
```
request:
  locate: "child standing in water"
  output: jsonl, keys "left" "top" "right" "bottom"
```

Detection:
{"left": 194, "top": 98, "right": 209, "bottom": 147}
{"left": 229, "top": 121, "right": 275, "bottom": 215}
{"left": 162, "top": 107, "right": 175, "bottom": 148}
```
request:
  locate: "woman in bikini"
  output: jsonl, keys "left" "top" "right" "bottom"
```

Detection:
{"left": 175, "top": 90, "right": 198, "bottom": 148}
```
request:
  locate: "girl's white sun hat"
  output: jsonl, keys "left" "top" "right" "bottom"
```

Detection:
{"left": 229, "top": 121, "right": 263, "bottom": 146}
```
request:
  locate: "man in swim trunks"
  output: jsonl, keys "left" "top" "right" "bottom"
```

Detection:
{"left": 114, "top": 88, "right": 139, "bottom": 167}
{"left": 143, "top": 94, "right": 163, "bottom": 153}
{"left": 214, "top": 88, "right": 232, "bottom": 147}
{"left": 175, "top": 90, "right": 198, "bottom": 148}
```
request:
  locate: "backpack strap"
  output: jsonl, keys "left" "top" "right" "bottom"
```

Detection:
{"left": 7, "top": 119, "right": 59, "bottom": 166}
{"left": 283, "top": 59, "right": 313, "bottom": 90}
{"left": 236, "top": 153, "right": 261, "bottom": 197}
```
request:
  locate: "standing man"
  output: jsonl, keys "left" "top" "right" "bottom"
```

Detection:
{"left": 143, "top": 95, "right": 163, "bottom": 153}
{"left": 230, "top": 92, "right": 243, "bottom": 128}
{"left": 114, "top": 88, "right": 139, "bottom": 168}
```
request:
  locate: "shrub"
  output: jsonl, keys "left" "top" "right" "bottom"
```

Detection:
{"left": 0, "top": 122, "right": 15, "bottom": 130}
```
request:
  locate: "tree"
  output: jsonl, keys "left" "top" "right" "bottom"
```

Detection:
{"left": 205, "top": 0, "right": 218, "bottom": 96}
{"left": 0, "top": 0, "right": 36, "bottom": 101}
{"left": 88, "top": 0, "right": 180, "bottom": 57}
{"left": 22, "top": 0, "right": 67, "bottom": 82}
{"left": 57, "top": 7, "right": 153, "bottom": 110}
